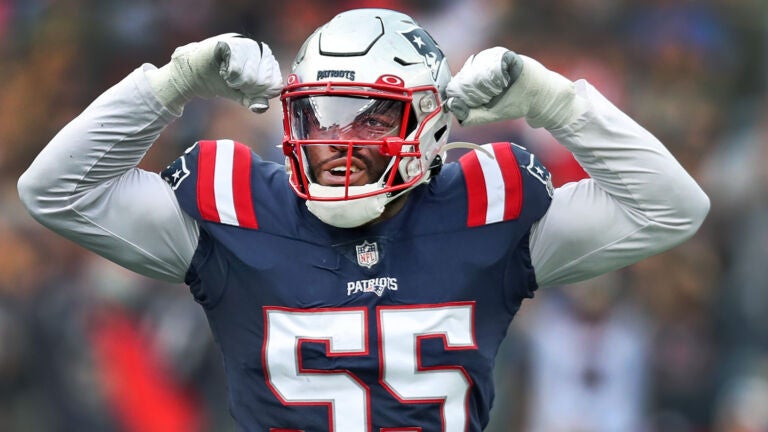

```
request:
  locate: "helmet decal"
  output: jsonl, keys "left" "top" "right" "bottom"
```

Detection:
{"left": 376, "top": 75, "right": 405, "bottom": 86}
{"left": 399, "top": 28, "right": 444, "bottom": 79}
{"left": 316, "top": 69, "right": 356, "bottom": 80}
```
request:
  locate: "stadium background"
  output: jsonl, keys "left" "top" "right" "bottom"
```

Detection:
{"left": 0, "top": 0, "right": 765, "bottom": 430}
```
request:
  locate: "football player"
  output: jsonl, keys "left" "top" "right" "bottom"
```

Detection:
{"left": 18, "top": 8, "right": 708, "bottom": 432}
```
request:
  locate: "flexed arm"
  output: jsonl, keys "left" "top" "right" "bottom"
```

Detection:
{"left": 18, "top": 35, "right": 283, "bottom": 282}
{"left": 446, "top": 48, "right": 709, "bottom": 287}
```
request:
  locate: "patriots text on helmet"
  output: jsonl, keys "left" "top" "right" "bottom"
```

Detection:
{"left": 316, "top": 70, "right": 356, "bottom": 81}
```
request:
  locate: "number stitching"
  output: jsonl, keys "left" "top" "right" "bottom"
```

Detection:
{"left": 263, "top": 303, "right": 476, "bottom": 432}
{"left": 379, "top": 303, "right": 476, "bottom": 432}
{"left": 263, "top": 307, "right": 371, "bottom": 431}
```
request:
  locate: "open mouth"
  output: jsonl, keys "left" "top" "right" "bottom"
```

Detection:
{"left": 317, "top": 158, "right": 369, "bottom": 186}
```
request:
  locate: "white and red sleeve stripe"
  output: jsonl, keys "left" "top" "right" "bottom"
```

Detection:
{"left": 195, "top": 140, "right": 258, "bottom": 229}
{"left": 459, "top": 142, "right": 523, "bottom": 227}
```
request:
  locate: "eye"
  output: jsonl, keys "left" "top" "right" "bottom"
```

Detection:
{"left": 361, "top": 115, "right": 396, "bottom": 130}
{"left": 354, "top": 115, "right": 400, "bottom": 140}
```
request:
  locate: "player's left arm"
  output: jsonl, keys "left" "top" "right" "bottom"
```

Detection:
{"left": 446, "top": 48, "right": 709, "bottom": 287}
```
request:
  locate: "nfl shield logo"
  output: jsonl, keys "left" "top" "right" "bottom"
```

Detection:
{"left": 355, "top": 241, "right": 379, "bottom": 268}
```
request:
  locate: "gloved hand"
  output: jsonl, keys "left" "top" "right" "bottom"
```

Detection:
{"left": 445, "top": 47, "right": 587, "bottom": 130}
{"left": 147, "top": 33, "right": 284, "bottom": 114}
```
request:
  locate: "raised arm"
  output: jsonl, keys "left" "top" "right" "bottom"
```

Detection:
{"left": 446, "top": 48, "right": 709, "bottom": 287}
{"left": 17, "top": 34, "right": 283, "bottom": 282}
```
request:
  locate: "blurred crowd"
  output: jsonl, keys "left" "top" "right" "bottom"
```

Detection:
{"left": 0, "top": 0, "right": 765, "bottom": 431}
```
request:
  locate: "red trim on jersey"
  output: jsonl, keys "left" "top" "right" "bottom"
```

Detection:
{"left": 458, "top": 151, "right": 488, "bottom": 227}
{"left": 232, "top": 142, "right": 259, "bottom": 229}
{"left": 491, "top": 142, "right": 523, "bottom": 220}
{"left": 381, "top": 428, "right": 423, "bottom": 431}
{"left": 196, "top": 141, "right": 220, "bottom": 223}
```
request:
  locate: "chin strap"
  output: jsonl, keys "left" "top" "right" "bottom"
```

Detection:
{"left": 305, "top": 183, "right": 389, "bottom": 228}
{"left": 440, "top": 141, "right": 495, "bottom": 160}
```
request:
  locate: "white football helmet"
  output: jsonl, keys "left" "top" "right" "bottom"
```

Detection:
{"left": 281, "top": 8, "right": 452, "bottom": 228}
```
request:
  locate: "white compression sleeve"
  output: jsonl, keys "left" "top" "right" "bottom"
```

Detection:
{"left": 530, "top": 80, "right": 709, "bottom": 287}
{"left": 18, "top": 64, "right": 198, "bottom": 282}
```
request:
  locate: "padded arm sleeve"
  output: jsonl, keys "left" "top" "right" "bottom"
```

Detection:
{"left": 18, "top": 64, "right": 199, "bottom": 282}
{"left": 530, "top": 80, "right": 709, "bottom": 287}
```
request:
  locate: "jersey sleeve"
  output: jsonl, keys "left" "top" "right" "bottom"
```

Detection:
{"left": 163, "top": 139, "right": 259, "bottom": 229}
{"left": 453, "top": 142, "right": 553, "bottom": 304}
{"left": 162, "top": 139, "right": 291, "bottom": 233}
{"left": 457, "top": 141, "right": 553, "bottom": 228}
{"left": 163, "top": 139, "right": 298, "bottom": 306}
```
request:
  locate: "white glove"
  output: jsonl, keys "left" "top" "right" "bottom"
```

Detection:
{"left": 147, "top": 33, "right": 284, "bottom": 114}
{"left": 446, "top": 47, "right": 587, "bottom": 130}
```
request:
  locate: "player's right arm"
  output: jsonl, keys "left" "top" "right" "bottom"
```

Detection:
{"left": 17, "top": 34, "right": 283, "bottom": 282}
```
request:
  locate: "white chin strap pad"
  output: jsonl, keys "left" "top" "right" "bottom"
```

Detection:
{"left": 306, "top": 183, "right": 389, "bottom": 228}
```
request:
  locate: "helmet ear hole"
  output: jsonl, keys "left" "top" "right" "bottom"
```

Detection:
{"left": 433, "top": 125, "right": 448, "bottom": 142}
{"left": 429, "top": 154, "right": 443, "bottom": 177}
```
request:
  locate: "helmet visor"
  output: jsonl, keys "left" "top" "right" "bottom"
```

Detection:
{"left": 290, "top": 96, "right": 405, "bottom": 142}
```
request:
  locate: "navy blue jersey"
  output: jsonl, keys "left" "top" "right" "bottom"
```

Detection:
{"left": 162, "top": 139, "right": 552, "bottom": 432}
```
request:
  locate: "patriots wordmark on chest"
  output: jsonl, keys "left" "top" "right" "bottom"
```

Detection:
{"left": 355, "top": 240, "right": 379, "bottom": 268}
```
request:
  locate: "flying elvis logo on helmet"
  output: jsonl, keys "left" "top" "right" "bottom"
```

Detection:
{"left": 399, "top": 28, "right": 444, "bottom": 80}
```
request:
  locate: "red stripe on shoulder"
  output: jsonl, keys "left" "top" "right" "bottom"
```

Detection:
{"left": 196, "top": 141, "right": 220, "bottom": 223}
{"left": 231, "top": 142, "right": 258, "bottom": 229}
{"left": 459, "top": 150, "right": 487, "bottom": 227}
{"left": 491, "top": 142, "right": 523, "bottom": 220}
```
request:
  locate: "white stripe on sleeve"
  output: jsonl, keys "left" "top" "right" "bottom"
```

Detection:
{"left": 477, "top": 145, "right": 506, "bottom": 224}
{"left": 213, "top": 139, "right": 239, "bottom": 225}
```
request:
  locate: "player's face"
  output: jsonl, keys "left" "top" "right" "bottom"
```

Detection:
{"left": 298, "top": 97, "right": 403, "bottom": 187}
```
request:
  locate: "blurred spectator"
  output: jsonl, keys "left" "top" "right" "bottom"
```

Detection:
{"left": 713, "top": 361, "right": 768, "bottom": 432}
{"left": 630, "top": 237, "right": 722, "bottom": 431}
{"left": 514, "top": 273, "right": 652, "bottom": 432}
